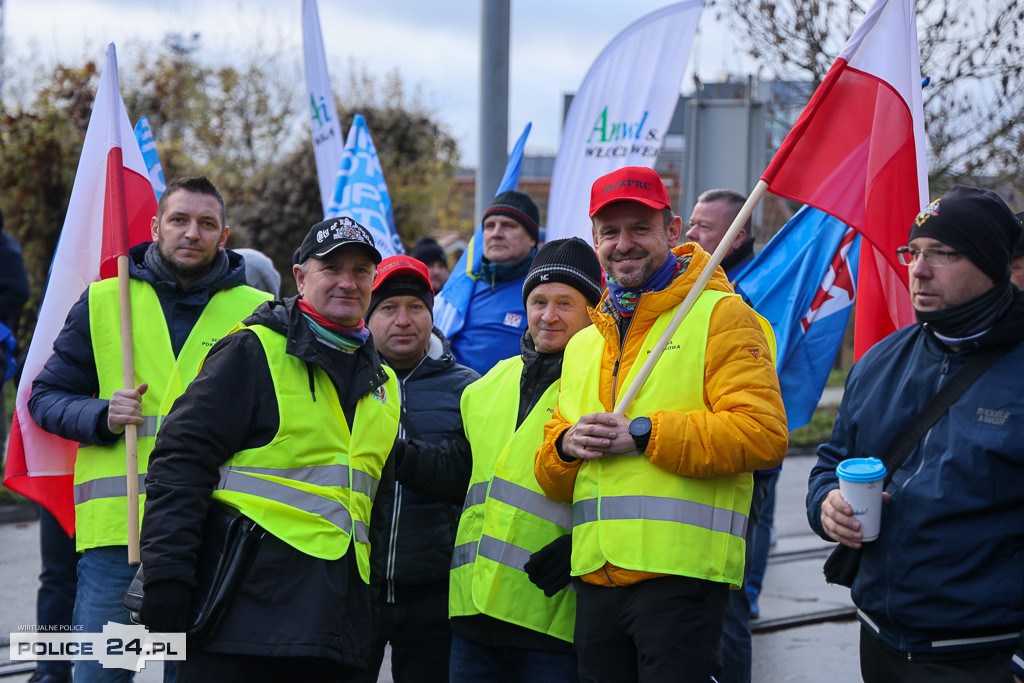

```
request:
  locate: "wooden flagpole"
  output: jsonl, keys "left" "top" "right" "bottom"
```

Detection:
{"left": 613, "top": 180, "right": 769, "bottom": 416}
{"left": 118, "top": 253, "right": 141, "bottom": 565}
{"left": 102, "top": 43, "right": 141, "bottom": 565}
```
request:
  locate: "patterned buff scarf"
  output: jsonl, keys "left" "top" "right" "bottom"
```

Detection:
{"left": 297, "top": 299, "right": 369, "bottom": 352}
{"left": 605, "top": 254, "right": 679, "bottom": 317}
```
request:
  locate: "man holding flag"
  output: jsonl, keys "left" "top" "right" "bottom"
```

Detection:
{"left": 28, "top": 176, "right": 270, "bottom": 682}
{"left": 535, "top": 166, "right": 787, "bottom": 682}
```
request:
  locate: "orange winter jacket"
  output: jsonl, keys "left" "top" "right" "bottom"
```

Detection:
{"left": 534, "top": 243, "right": 789, "bottom": 587}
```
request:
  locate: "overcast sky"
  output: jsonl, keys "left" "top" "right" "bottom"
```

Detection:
{"left": 3, "top": 0, "right": 759, "bottom": 162}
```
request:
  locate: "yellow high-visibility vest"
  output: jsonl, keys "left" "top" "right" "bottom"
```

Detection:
{"left": 212, "top": 323, "right": 399, "bottom": 583}
{"left": 78, "top": 278, "right": 270, "bottom": 551}
{"left": 558, "top": 289, "right": 773, "bottom": 587}
{"left": 451, "top": 356, "right": 576, "bottom": 642}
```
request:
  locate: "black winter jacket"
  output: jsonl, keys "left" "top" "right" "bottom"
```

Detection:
{"left": 0, "top": 230, "right": 29, "bottom": 330}
{"left": 141, "top": 296, "right": 396, "bottom": 669}
{"left": 29, "top": 242, "right": 250, "bottom": 446}
{"left": 375, "top": 329, "right": 478, "bottom": 603}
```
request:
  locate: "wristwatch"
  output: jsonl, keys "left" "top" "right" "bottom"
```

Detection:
{"left": 628, "top": 416, "right": 652, "bottom": 453}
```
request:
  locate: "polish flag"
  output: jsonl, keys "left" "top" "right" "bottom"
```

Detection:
{"left": 761, "top": 0, "right": 926, "bottom": 358}
{"left": 3, "top": 44, "right": 157, "bottom": 536}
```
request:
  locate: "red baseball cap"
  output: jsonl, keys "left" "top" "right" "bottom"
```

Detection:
{"left": 589, "top": 166, "right": 672, "bottom": 217}
{"left": 372, "top": 254, "right": 433, "bottom": 294}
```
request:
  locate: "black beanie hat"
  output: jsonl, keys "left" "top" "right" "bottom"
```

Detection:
{"left": 411, "top": 236, "right": 446, "bottom": 266}
{"left": 1014, "top": 211, "right": 1024, "bottom": 261}
{"left": 908, "top": 185, "right": 1020, "bottom": 283}
{"left": 483, "top": 190, "right": 540, "bottom": 241}
{"left": 522, "top": 237, "right": 603, "bottom": 307}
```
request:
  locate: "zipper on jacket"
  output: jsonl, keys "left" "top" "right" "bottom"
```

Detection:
{"left": 384, "top": 373, "right": 415, "bottom": 605}
{"left": 610, "top": 314, "right": 635, "bottom": 410}
{"left": 385, "top": 481, "right": 401, "bottom": 603}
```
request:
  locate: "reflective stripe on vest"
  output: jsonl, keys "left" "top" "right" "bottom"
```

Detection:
{"left": 573, "top": 495, "right": 747, "bottom": 538}
{"left": 74, "top": 278, "right": 270, "bottom": 551}
{"left": 138, "top": 415, "right": 161, "bottom": 438}
{"left": 559, "top": 289, "right": 758, "bottom": 586}
{"left": 216, "top": 468, "right": 370, "bottom": 543}
{"left": 489, "top": 477, "right": 572, "bottom": 529}
{"left": 219, "top": 464, "right": 379, "bottom": 500}
{"left": 463, "top": 481, "right": 488, "bottom": 511}
{"left": 74, "top": 474, "right": 147, "bottom": 505}
{"left": 451, "top": 355, "right": 576, "bottom": 642}
{"left": 212, "top": 323, "right": 398, "bottom": 578}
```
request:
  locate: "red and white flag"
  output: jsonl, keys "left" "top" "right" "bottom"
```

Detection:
{"left": 3, "top": 44, "right": 156, "bottom": 536}
{"left": 761, "top": 0, "right": 926, "bottom": 357}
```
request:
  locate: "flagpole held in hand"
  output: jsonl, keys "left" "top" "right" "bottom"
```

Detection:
{"left": 117, "top": 255, "right": 141, "bottom": 565}
{"left": 104, "top": 43, "right": 141, "bottom": 565}
{"left": 613, "top": 180, "right": 768, "bottom": 416}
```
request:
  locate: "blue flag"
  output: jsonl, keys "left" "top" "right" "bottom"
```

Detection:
{"left": 733, "top": 206, "right": 860, "bottom": 431}
{"left": 133, "top": 116, "right": 166, "bottom": 201}
{"left": 434, "top": 122, "right": 532, "bottom": 337}
{"left": 325, "top": 114, "right": 403, "bottom": 259}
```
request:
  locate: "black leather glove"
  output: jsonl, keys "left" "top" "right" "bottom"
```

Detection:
{"left": 524, "top": 534, "right": 572, "bottom": 598}
{"left": 139, "top": 580, "right": 192, "bottom": 634}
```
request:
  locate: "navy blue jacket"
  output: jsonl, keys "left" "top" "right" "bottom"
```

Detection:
{"left": 29, "top": 242, "right": 249, "bottom": 447}
{"left": 448, "top": 275, "right": 528, "bottom": 375}
{"left": 0, "top": 230, "right": 29, "bottom": 330}
{"left": 376, "top": 329, "right": 478, "bottom": 603}
{"left": 807, "top": 296, "right": 1024, "bottom": 662}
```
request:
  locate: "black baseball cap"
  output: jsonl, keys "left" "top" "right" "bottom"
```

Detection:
{"left": 298, "top": 216, "right": 382, "bottom": 264}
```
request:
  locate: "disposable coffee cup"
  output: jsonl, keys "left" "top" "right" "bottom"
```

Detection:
{"left": 836, "top": 457, "right": 887, "bottom": 542}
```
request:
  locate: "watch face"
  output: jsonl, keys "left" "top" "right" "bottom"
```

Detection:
{"left": 629, "top": 416, "right": 652, "bottom": 437}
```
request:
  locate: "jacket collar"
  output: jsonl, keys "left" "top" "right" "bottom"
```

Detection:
{"left": 246, "top": 296, "right": 389, "bottom": 408}
{"left": 591, "top": 243, "right": 736, "bottom": 344}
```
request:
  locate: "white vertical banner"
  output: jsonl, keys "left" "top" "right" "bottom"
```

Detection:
{"left": 546, "top": 1, "right": 705, "bottom": 242}
{"left": 302, "top": 0, "right": 345, "bottom": 216}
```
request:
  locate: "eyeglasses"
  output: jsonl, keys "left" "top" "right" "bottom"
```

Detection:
{"left": 896, "top": 246, "right": 961, "bottom": 267}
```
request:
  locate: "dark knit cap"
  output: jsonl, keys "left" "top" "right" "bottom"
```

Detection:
{"left": 367, "top": 254, "right": 434, "bottom": 321}
{"left": 483, "top": 190, "right": 541, "bottom": 241}
{"left": 908, "top": 185, "right": 1020, "bottom": 283}
{"left": 411, "top": 236, "right": 447, "bottom": 266}
{"left": 1014, "top": 211, "right": 1024, "bottom": 261}
{"left": 522, "top": 237, "right": 603, "bottom": 307}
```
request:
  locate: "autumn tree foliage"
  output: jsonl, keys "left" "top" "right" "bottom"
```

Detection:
{"left": 1, "top": 40, "right": 461, "bottom": 331}
{"left": 715, "top": 0, "right": 1024, "bottom": 199}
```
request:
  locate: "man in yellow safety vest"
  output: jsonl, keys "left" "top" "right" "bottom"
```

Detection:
{"left": 396, "top": 237, "right": 604, "bottom": 681}
{"left": 534, "top": 166, "right": 788, "bottom": 683}
{"left": 138, "top": 217, "right": 400, "bottom": 680}
{"left": 29, "top": 176, "right": 270, "bottom": 683}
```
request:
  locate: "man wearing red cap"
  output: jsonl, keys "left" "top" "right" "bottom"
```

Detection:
{"left": 356, "top": 255, "right": 479, "bottom": 683}
{"left": 535, "top": 167, "right": 787, "bottom": 682}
